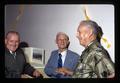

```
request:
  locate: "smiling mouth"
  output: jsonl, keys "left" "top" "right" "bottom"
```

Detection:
{"left": 61, "top": 44, "right": 65, "bottom": 45}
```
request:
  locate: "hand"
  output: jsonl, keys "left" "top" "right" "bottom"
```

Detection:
{"left": 56, "top": 68, "right": 65, "bottom": 75}
{"left": 21, "top": 74, "right": 33, "bottom": 78}
{"left": 33, "top": 70, "right": 43, "bottom": 78}
{"left": 61, "top": 67, "right": 73, "bottom": 76}
{"left": 107, "top": 72, "right": 115, "bottom": 78}
{"left": 56, "top": 67, "right": 73, "bottom": 76}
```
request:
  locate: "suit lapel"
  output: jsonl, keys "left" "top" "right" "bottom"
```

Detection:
{"left": 54, "top": 50, "right": 60, "bottom": 67}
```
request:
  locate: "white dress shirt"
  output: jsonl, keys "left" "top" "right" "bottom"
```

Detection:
{"left": 59, "top": 50, "right": 67, "bottom": 66}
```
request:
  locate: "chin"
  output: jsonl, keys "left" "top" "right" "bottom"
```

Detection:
{"left": 10, "top": 48, "right": 17, "bottom": 52}
{"left": 11, "top": 50, "right": 16, "bottom": 52}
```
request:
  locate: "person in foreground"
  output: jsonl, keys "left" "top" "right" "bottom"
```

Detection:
{"left": 44, "top": 32, "right": 80, "bottom": 78}
{"left": 63, "top": 20, "right": 115, "bottom": 78}
{"left": 5, "top": 31, "right": 43, "bottom": 78}
{"left": 73, "top": 20, "right": 115, "bottom": 78}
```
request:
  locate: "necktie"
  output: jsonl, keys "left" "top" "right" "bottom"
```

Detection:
{"left": 12, "top": 52, "right": 16, "bottom": 59}
{"left": 58, "top": 53, "right": 62, "bottom": 68}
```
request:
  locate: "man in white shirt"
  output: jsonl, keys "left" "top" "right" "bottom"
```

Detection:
{"left": 44, "top": 32, "right": 80, "bottom": 78}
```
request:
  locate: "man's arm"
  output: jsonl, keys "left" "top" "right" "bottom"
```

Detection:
{"left": 21, "top": 49, "right": 43, "bottom": 78}
{"left": 94, "top": 52, "right": 115, "bottom": 78}
{"left": 44, "top": 54, "right": 58, "bottom": 77}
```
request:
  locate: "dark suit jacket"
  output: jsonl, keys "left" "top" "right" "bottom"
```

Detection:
{"left": 5, "top": 48, "right": 35, "bottom": 78}
{"left": 44, "top": 50, "right": 80, "bottom": 78}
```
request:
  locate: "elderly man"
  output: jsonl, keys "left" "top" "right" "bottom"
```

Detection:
{"left": 44, "top": 32, "right": 79, "bottom": 78}
{"left": 72, "top": 20, "right": 115, "bottom": 78}
{"left": 5, "top": 31, "right": 43, "bottom": 78}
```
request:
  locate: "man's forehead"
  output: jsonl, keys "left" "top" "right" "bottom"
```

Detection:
{"left": 7, "top": 33, "right": 17, "bottom": 37}
{"left": 78, "top": 25, "right": 92, "bottom": 31}
{"left": 58, "top": 35, "right": 67, "bottom": 39}
{"left": 7, "top": 33, "right": 19, "bottom": 39}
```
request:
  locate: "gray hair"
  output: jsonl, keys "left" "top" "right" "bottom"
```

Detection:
{"left": 5, "top": 31, "right": 20, "bottom": 40}
{"left": 79, "top": 20, "right": 103, "bottom": 42}
{"left": 56, "top": 32, "right": 69, "bottom": 40}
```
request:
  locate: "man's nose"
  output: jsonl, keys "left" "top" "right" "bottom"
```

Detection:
{"left": 61, "top": 41, "right": 64, "bottom": 43}
{"left": 12, "top": 42, "right": 17, "bottom": 46}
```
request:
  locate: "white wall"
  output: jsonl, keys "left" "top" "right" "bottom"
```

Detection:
{"left": 5, "top": 4, "right": 114, "bottom": 64}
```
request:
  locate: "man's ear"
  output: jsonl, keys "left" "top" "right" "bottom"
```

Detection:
{"left": 55, "top": 39, "right": 58, "bottom": 45}
{"left": 68, "top": 41, "right": 70, "bottom": 45}
{"left": 89, "top": 29, "right": 93, "bottom": 37}
{"left": 67, "top": 41, "right": 70, "bottom": 48}
{"left": 5, "top": 38, "right": 7, "bottom": 45}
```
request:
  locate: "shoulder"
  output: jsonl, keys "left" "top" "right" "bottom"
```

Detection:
{"left": 90, "top": 47, "right": 108, "bottom": 63}
{"left": 67, "top": 50, "right": 79, "bottom": 57}
{"left": 67, "top": 50, "right": 79, "bottom": 55}
{"left": 16, "top": 48, "right": 26, "bottom": 58}
{"left": 49, "top": 50, "right": 58, "bottom": 58}
{"left": 16, "top": 48, "right": 24, "bottom": 54}
{"left": 89, "top": 41, "right": 106, "bottom": 56}
{"left": 51, "top": 50, "right": 58, "bottom": 54}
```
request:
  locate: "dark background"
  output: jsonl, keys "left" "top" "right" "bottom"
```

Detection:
{"left": 0, "top": 0, "right": 120, "bottom": 82}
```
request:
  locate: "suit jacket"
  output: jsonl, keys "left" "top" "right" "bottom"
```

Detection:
{"left": 5, "top": 48, "right": 35, "bottom": 78}
{"left": 72, "top": 40, "right": 114, "bottom": 78}
{"left": 44, "top": 50, "right": 80, "bottom": 78}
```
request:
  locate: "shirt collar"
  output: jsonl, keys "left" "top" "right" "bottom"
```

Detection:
{"left": 59, "top": 50, "right": 67, "bottom": 55}
{"left": 87, "top": 41, "right": 94, "bottom": 47}
{"left": 58, "top": 50, "right": 67, "bottom": 57}
{"left": 9, "top": 50, "right": 16, "bottom": 55}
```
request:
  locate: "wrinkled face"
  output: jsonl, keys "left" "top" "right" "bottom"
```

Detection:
{"left": 5, "top": 34, "right": 19, "bottom": 52}
{"left": 76, "top": 25, "right": 91, "bottom": 47}
{"left": 56, "top": 34, "right": 69, "bottom": 50}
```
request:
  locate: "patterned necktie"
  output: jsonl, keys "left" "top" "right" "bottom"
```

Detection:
{"left": 58, "top": 53, "right": 62, "bottom": 68}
